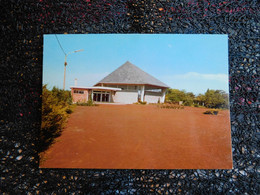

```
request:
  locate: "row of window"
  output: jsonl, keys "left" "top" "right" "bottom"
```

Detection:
{"left": 74, "top": 88, "right": 161, "bottom": 94}
{"left": 74, "top": 90, "right": 84, "bottom": 94}
{"left": 105, "top": 85, "right": 162, "bottom": 92}
{"left": 106, "top": 85, "right": 138, "bottom": 90}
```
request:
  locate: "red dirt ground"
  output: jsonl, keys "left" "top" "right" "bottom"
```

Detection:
{"left": 40, "top": 105, "right": 233, "bottom": 169}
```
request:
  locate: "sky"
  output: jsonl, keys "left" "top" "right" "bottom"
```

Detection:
{"left": 43, "top": 34, "right": 229, "bottom": 95}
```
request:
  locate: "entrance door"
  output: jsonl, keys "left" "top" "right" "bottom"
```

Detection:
{"left": 93, "top": 91, "right": 110, "bottom": 102}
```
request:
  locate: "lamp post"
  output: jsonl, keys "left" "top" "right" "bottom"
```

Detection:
{"left": 63, "top": 49, "right": 84, "bottom": 90}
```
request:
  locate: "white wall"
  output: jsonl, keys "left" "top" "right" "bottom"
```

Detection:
{"left": 109, "top": 85, "right": 167, "bottom": 104}
{"left": 113, "top": 91, "right": 138, "bottom": 104}
{"left": 144, "top": 91, "right": 165, "bottom": 103}
{"left": 144, "top": 94, "right": 161, "bottom": 103}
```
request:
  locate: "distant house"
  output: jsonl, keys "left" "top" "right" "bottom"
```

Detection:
{"left": 70, "top": 61, "right": 169, "bottom": 104}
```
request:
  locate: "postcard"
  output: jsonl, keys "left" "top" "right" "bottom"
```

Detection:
{"left": 40, "top": 34, "right": 232, "bottom": 169}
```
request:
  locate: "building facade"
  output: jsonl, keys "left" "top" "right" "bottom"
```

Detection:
{"left": 71, "top": 61, "right": 169, "bottom": 104}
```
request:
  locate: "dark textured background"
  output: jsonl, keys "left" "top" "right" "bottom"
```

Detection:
{"left": 0, "top": 0, "right": 259, "bottom": 194}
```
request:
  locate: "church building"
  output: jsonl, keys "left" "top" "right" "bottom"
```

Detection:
{"left": 70, "top": 61, "right": 169, "bottom": 104}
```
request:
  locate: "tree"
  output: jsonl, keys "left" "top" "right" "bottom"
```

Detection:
{"left": 195, "top": 93, "right": 206, "bottom": 106}
{"left": 166, "top": 89, "right": 186, "bottom": 103}
{"left": 183, "top": 92, "right": 195, "bottom": 106}
{"left": 166, "top": 88, "right": 228, "bottom": 108}
{"left": 204, "top": 89, "right": 229, "bottom": 108}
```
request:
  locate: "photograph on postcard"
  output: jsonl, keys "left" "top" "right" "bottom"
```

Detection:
{"left": 40, "top": 34, "right": 232, "bottom": 169}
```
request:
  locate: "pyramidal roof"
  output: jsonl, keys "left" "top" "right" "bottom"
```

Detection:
{"left": 95, "top": 61, "right": 169, "bottom": 88}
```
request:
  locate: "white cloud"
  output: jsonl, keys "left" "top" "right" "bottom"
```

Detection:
{"left": 172, "top": 72, "right": 228, "bottom": 82}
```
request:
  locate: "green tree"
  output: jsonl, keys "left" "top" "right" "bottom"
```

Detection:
{"left": 183, "top": 92, "right": 195, "bottom": 106}
{"left": 166, "top": 89, "right": 195, "bottom": 106}
{"left": 195, "top": 93, "right": 206, "bottom": 106}
{"left": 204, "top": 89, "right": 229, "bottom": 108}
{"left": 166, "top": 89, "right": 186, "bottom": 103}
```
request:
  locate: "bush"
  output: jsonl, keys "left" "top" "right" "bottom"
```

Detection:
{"left": 76, "top": 102, "right": 98, "bottom": 106}
{"left": 135, "top": 100, "right": 147, "bottom": 105}
{"left": 40, "top": 85, "right": 75, "bottom": 153}
{"left": 203, "top": 110, "right": 219, "bottom": 115}
{"left": 158, "top": 103, "right": 184, "bottom": 109}
{"left": 194, "top": 103, "right": 199, "bottom": 107}
{"left": 76, "top": 96, "right": 98, "bottom": 106}
{"left": 66, "top": 107, "right": 73, "bottom": 114}
{"left": 139, "top": 101, "right": 147, "bottom": 105}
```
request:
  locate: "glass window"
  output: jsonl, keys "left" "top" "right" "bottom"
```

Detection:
{"left": 74, "top": 90, "right": 84, "bottom": 94}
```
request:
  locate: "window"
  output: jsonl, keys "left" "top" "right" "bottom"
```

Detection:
{"left": 93, "top": 91, "right": 110, "bottom": 102}
{"left": 118, "top": 85, "right": 127, "bottom": 90}
{"left": 146, "top": 89, "right": 162, "bottom": 93}
{"left": 127, "top": 85, "right": 136, "bottom": 91}
{"left": 74, "top": 90, "right": 84, "bottom": 94}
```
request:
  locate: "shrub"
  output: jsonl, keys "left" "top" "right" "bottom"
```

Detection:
{"left": 194, "top": 103, "right": 199, "bottom": 107}
{"left": 76, "top": 102, "right": 98, "bottom": 106}
{"left": 40, "top": 85, "right": 75, "bottom": 153}
{"left": 203, "top": 110, "right": 219, "bottom": 115}
{"left": 76, "top": 96, "right": 98, "bottom": 106}
{"left": 66, "top": 108, "right": 73, "bottom": 114}
{"left": 158, "top": 103, "right": 184, "bottom": 109}
{"left": 136, "top": 100, "right": 147, "bottom": 105}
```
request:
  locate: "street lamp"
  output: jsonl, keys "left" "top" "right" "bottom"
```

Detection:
{"left": 63, "top": 49, "right": 84, "bottom": 90}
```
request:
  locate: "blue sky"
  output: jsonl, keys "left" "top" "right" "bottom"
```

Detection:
{"left": 43, "top": 34, "right": 228, "bottom": 95}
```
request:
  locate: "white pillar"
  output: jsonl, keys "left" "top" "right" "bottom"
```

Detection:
{"left": 141, "top": 85, "right": 145, "bottom": 102}
{"left": 162, "top": 88, "right": 166, "bottom": 103}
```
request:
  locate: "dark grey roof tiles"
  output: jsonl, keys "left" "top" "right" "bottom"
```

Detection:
{"left": 95, "top": 61, "right": 169, "bottom": 88}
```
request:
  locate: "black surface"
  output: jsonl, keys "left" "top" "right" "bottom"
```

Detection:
{"left": 0, "top": 0, "right": 259, "bottom": 194}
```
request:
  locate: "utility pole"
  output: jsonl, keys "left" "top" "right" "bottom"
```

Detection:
{"left": 63, "top": 49, "right": 84, "bottom": 90}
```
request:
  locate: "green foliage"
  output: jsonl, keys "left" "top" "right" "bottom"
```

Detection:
{"left": 76, "top": 101, "right": 98, "bottom": 106}
{"left": 159, "top": 103, "right": 184, "bottom": 109}
{"left": 193, "top": 103, "right": 199, "bottom": 107}
{"left": 166, "top": 89, "right": 195, "bottom": 106}
{"left": 76, "top": 93, "right": 98, "bottom": 106}
{"left": 137, "top": 100, "right": 147, "bottom": 105}
{"left": 166, "top": 88, "right": 229, "bottom": 109}
{"left": 166, "top": 89, "right": 186, "bottom": 103}
{"left": 204, "top": 89, "right": 229, "bottom": 109}
{"left": 51, "top": 86, "right": 72, "bottom": 105}
{"left": 40, "top": 85, "right": 75, "bottom": 153}
{"left": 203, "top": 109, "right": 219, "bottom": 115}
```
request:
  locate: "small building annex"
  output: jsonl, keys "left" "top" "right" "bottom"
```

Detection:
{"left": 70, "top": 61, "right": 169, "bottom": 104}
